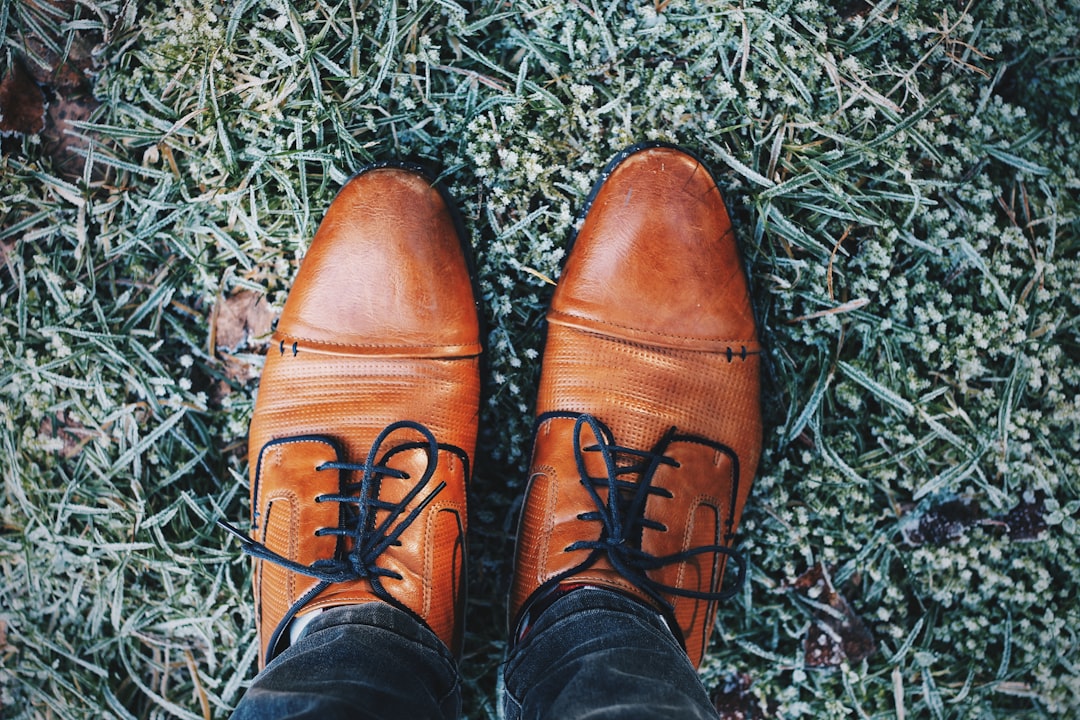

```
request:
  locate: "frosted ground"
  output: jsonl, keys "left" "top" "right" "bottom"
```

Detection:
{"left": 1, "top": 1, "right": 1078, "bottom": 717}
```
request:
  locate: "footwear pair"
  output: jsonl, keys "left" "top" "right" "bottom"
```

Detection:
{"left": 224, "top": 145, "right": 762, "bottom": 670}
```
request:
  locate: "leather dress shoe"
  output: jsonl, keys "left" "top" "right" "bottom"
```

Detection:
{"left": 509, "top": 144, "right": 762, "bottom": 667}
{"left": 222, "top": 164, "right": 482, "bottom": 667}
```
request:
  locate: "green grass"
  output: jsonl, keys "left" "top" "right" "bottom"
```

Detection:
{"left": 2, "top": 0, "right": 1078, "bottom": 717}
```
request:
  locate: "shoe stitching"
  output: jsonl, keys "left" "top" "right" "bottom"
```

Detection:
{"left": 423, "top": 501, "right": 467, "bottom": 621}
{"left": 275, "top": 331, "right": 481, "bottom": 351}
{"left": 548, "top": 309, "right": 762, "bottom": 353}
{"left": 249, "top": 436, "right": 342, "bottom": 534}
{"left": 528, "top": 464, "right": 558, "bottom": 590}
{"left": 668, "top": 435, "right": 741, "bottom": 544}
{"left": 671, "top": 495, "right": 721, "bottom": 639}
{"left": 261, "top": 492, "right": 300, "bottom": 605}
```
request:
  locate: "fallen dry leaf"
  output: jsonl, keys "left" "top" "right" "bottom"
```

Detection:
{"left": 786, "top": 563, "right": 875, "bottom": 668}
{"left": 996, "top": 492, "right": 1048, "bottom": 542}
{"left": 213, "top": 290, "right": 276, "bottom": 353}
{"left": 21, "top": 0, "right": 99, "bottom": 91}
{"left": 6, "top": 1, "right": 105, "bottom": 181}
{"left": 38, "top": 410, "right": 101, "bottom": 459}
{"left": 0, "top": 56, "right": 46, "bottom": 136}
{"left": 217, "top": 354, "right": 262, "bottom": 387}
{"left": 211, "top": 290, "right": 277, "bottom": 395}
{"left": 899, "top": 495, "right": 984, "bottom": 546}
{"left": 839, "top": 0, "right": 875, "bottom": 21}
{"left": 899, "top": 492, "right": 1046, "bottom": 546}
{"left": 1, "top": 238, "right": 15, "bottom": 274}
{"left": 713, "top": 673, "right": 768, "bottom": 719}
{"left": 41, "top": 92, "right": 99, "bottom": 180}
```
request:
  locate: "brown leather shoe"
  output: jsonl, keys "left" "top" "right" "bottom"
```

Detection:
{"left": 509, "top": 144, "right": 762, "bottom": 667}
{"left": 222, "top": 164, "right": 482, "bottom": 668}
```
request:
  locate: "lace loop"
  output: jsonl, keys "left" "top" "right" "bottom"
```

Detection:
{"left": 218, "top": 421, "right": 444, "bottom": 599}
{"left": 561, "top": 414, "right": 746, "bottom": 608}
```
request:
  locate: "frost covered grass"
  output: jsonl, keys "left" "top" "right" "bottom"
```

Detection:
{"left": 1, "top": 0, "right": 1078, "bottom": 717}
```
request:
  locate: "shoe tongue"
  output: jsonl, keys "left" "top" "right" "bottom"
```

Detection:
{"left": 573, "top": 416, "right": 661, "bottom": 493}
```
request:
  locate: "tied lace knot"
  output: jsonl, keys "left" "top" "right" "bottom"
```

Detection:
{"left": 562, "top": 414, "right": 746, "bottom": 610}
{"left": 219, "top": 421, "right": 444, "bottom": 601}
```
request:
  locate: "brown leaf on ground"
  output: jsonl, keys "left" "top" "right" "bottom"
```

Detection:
{"left": 785, "top": 563, "right": 875, "bottom": 668}
{"left": 839, "top": 0, "right": 875, "bottom": 21}
{"left": 894, "top": 496, "right": 1002, "bottom": 546}
{"left": 41, "top": 92, "right": 100, "bottom": 181}
{"left": 7, "top": 1, "right": 105, "bottom": 180}
{"left": 212, "top": 290, "right": 277, "bottom": 391}
{"left": 23, "top": 34, "right": 97, "bottom": 91}
{"left": 713, "top": 673, "right": 769, "bottom": 719}
{"left": 996, "top": 491, "right": 1048, "bottom": 542}
{"left": 38, "top": 410, "right": 101, "bottom": 458}
{"left": 899, "top": 495, "right": 984, "bottom": 546}
{"left": 213, "top": 290, "right": 276, "bottom": 353}
{"left": 217, "top": 354, "right": 262, "bottom": 388}
{"left": 0, "top": 57, "right": 47, "bottom": 136}
{"left": 804, "top": 622, "right": 847, "bottom": 668}
{"left": 20, "top": 0, "right": 99, "bottom": 91}
{"left": 900, "top": 492, "right": 1049, "bottom": 545}
{"left": 1, "top": 239, "right": 15, "bottom": 274}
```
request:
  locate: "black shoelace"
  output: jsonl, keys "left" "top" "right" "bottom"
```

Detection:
{"left": 219, "top": 421, "right": 444, "bottom": 600}
{"left": 560, "top": 414, "right": 746, "bottom": 609}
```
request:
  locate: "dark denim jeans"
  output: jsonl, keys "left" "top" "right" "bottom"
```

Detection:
{"left": 231, "top": 588, "right": 719, "bottom": 719}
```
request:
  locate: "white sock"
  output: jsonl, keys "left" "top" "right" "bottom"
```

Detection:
{"left": 288, "top": 609, "right": 324, "bottom": 645}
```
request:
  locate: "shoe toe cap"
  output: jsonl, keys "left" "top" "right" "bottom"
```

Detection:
{"left": 277, "top": 167, "right": 480, "bottom": 356}
{"left": 552, "top": 146, "right": 757, "bottom": 349}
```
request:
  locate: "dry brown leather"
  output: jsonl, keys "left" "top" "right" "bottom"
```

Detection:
{"left": 246, "top": 166, "right": 481, "bottom": 667}
{"left": 509, "top": 145, "right": 762, "bottom": 667}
